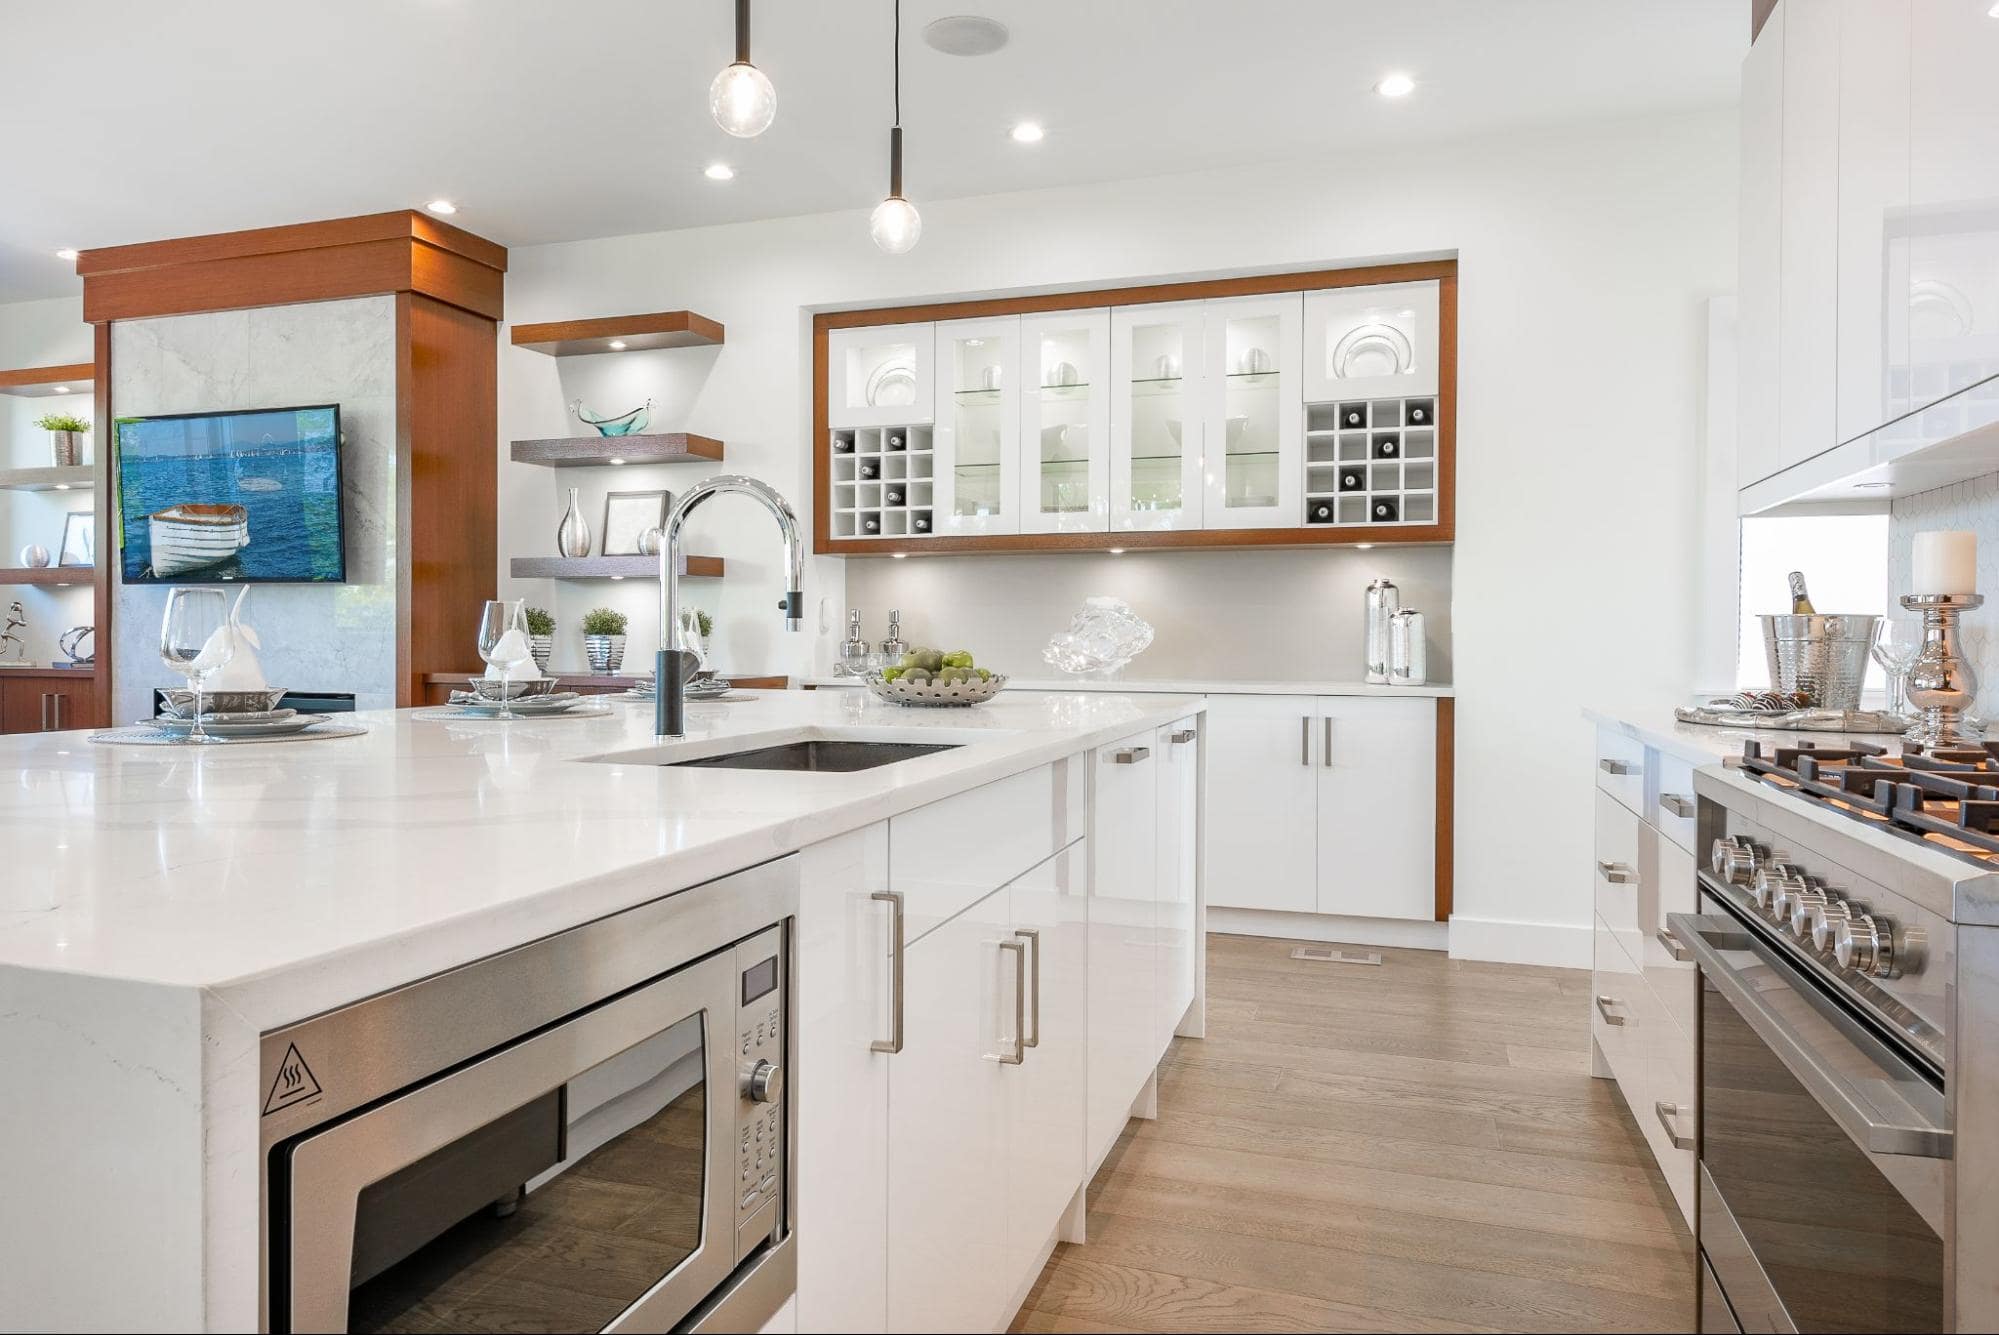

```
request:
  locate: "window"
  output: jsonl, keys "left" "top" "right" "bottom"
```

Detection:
{"left": 1736, "top": 512, "right": 1891, "bottom": 693}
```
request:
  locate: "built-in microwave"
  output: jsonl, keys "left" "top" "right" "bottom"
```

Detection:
{"left": 257, "top": 856, "right": 797, "bottom": 1333}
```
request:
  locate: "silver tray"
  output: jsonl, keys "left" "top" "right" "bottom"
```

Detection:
{"left": 1672, "top": 703, "right": 1911, "bottom": 734}
{"left": 144, "top": 712, "right": 321, "bottom": 739}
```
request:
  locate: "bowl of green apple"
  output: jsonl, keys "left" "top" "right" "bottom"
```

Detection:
{"left": 867, "top": 648, "right": 1008, "bottom": 707}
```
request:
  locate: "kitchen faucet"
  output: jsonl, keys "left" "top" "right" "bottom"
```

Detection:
{"left": 656, "top": 474, "right": 804, "bottom": 739}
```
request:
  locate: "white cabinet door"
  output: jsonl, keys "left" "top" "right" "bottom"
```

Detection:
{"left": 1835, "top": 0, "right": 1911, "bottom": 445}
{"left": 1004, "top": 841, "right": 1088, "bottom": 1285}
{"left": 1777, "top": 0, "right": 1840, "bottom": 472}
{"left": 886, "top": 883, "right": 1015, "bottom": 1333}
{"left": 932, "top": 315, "right": 1021, "bottom": 536}
{"left": 1019, "top": 309, "right": 1111, "bottom": 534}
{"left": 1110, "top": 301, "right": 1206, "bottom": 532}
{"left": 1086, "top": 731, "right": 1158, "bottom": 1170}
{"left": 1738, "top": 6, "right": 1784, "bottom": 491}
{"left": 1202, "top": 694, "right": 1318, "bottom": 913}
{"left": 1301, "top": 280, "right": 1441, "bottom": 403}
{"left": 1154, "top": 718, "right": 1199, "bottom": 1048}
{"left": 794, "top": 826, "right": 892, "bottom": 1333}
{"left": 1314, "top": 696, "right": 1436, "bottom": 922}
{"left": 829, "top": 322, "right": 935, "bottom": 428}
{"left": 1202, "top": 293, "right": 1303, "bottom": 530}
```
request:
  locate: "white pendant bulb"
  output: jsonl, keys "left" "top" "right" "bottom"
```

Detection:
{"left": 872, "top": 0, "right": 921, "bottom": 253}
{"left": 710, "top": 0, "right": 776, "bottom": 138}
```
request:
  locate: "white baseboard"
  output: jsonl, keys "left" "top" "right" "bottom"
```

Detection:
{"left": 1207, "top": 906, "right": 1449, "bottom": 952}
{"left": 1447, "top": 915, "right": 1592, "bottom": 969}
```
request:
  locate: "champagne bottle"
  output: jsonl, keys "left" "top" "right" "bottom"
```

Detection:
{"left": 1788, "top": 571, "right": 1815, "bottom": 615}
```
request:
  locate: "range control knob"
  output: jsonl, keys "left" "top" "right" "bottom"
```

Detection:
{"left": 1834, "top": 915, "right": 1924, "bottom": 978}
{"left": 744, "top": 1059, "right": 783, "bottom": 1105}
{"left": 1750, "top": 861, "right": 1804, "bottom": 910}
{"left": 1808, "top": 899, "right": 1860, "bottom": 954}
{"left": 1712, "top": 836, "right": 1768, "bottom": 886}
{"left": 1769, "top": 873, "right": 1820, "bottom": 924}
{"left": 1786, "top": 888, "right": 1831, "bottom": 938}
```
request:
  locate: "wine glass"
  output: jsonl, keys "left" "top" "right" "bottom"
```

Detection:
{"left": 159, "top": 588, "right": 234, "bottom": 744}
{"left": 477, "top": 600, "right": 532, "bottom": 718}
{"left": 1873, "top": 619, "right": 1921, "bottom": 716}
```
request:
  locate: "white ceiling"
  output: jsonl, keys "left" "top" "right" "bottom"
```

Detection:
{"left": 0, "top": 0, "right": 1744, "bottom": 304}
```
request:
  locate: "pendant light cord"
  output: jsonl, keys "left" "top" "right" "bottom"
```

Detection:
{"left": 892, "top": 0, "right": 901, "bottom": 127}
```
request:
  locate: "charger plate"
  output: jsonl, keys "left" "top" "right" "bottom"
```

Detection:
{"left": 89, "top": 721, "right": 369, "bottom": 746}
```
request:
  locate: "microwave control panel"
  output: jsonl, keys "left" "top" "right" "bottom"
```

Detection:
{"left": 734, "top": 925, "right": 786, "bottom": 1254}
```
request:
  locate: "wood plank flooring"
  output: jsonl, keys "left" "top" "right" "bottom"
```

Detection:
{"left": 1008, "top": 934, "right": 1694, "bottom": 1334}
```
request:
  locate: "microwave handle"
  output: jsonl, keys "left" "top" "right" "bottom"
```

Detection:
{"left": 1669, "top": 913, "right": 1953, "bottom": 1160}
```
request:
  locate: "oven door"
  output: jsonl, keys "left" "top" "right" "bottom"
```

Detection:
{"left": 1672, "top": 905, "right": 1950, "bottom": 1334}
{"left": 275, "top": 947, "right": 747, "bottom": 1333}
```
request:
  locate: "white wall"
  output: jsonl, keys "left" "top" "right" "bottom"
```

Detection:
{"left": 0, "top": 296, "right": 94, "bottom": 666}
{"left": 502, "top": 107, "right": 1738, "bottom": 966}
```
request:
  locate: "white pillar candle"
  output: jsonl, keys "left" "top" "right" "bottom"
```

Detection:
{"left": 1912, "top": 530, "right": 1978, "bottom": 595}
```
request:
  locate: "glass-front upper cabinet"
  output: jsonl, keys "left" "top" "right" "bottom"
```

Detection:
{"left": 828, "top": 322, "right": 936, "bottom": 428}
{"left": 1301, "top": 280, "right": 1439, "bottom": 403}
{"left": 1110, "top": 302, "right": 1206, "bottom": 532}
{"left": 931, "top": 315, "right": 1020, "bottom": 535}
{"left": 1201, "top": 293, "right": 1302, "bottom": 530}
{"left": 1019, "top": 309, "right": 1111, "bottom": 533}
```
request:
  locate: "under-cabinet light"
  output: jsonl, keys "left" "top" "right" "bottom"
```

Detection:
{"left": 705, "top": 162, "right": 736, "bottom": 181}
{"left": 1009, "top": 121, "right": 1044, "bottom": 144}
{"left": 610, "top": 458, "right": 627, "bottom": 466}
{"left": 608, "top": 340, "right": 628, "bottom": 351}
{"left": 1374, "top": 73, "right": 1416, "bottom": 98}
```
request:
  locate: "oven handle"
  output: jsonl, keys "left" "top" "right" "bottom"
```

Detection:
{"left": 1669, "top": 912, "right": 1953, "bottom": 1160}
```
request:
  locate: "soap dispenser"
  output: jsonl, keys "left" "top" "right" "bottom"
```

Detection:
{"left": 840, "top": 609, "right": 871, "bottom": 675}
{"left": 880, "top": 609, "right": 908, "bottom": 661}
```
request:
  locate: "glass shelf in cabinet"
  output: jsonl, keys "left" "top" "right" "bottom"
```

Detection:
{"left": 952, "top": 388, "right": 1004, "bottom": 404}
{"left": 1036, "top": 382, "right": 1092, "bottom": 400}
{"left": 1225, "top": 371, "right": 1281, "bottom": 385}
{"left": 1128, "top": 377, "right": 1188, "bottom": 398}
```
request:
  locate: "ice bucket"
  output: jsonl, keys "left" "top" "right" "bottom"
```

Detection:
{"left": 1758, "top": 613, "right": 1880, "bottom": 710}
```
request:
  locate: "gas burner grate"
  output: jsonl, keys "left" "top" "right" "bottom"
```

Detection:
{"left": 1737, "top": 738, "right": 1999, "bottom": 863}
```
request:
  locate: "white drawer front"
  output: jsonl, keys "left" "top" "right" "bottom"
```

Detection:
{"left": 1643, "top": 836, "right": 1699, "bottom": 1039}
{"left": 1639, "top": 1004, "right": 1696, "bottom": 1227}
{"left": 1591, "top": 915, "right": 1644, "bottom": 1100}
{"left": 891, "top": 763, "right": 1070, "bottom": 939}
{"left": 1594, "top": 729, "right": 1647, "bottom": 814}
{"left": 1594, "top": 789, "right": 1643, "bottom": 963}
{"left": 1652, "top": 750, "right": 1698, "bottom": 852}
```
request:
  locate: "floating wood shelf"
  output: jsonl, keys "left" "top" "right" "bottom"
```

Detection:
{"left": 0, "top": 466, "right": 93, "bottom": 493}
{"left": 511, "top": 311, "right": 724, "bottom": 356}
{"left": 0, "top": 363, "right": 94, "bottom": 398}
{"left": 510, "top": 434, "right": 725, "bottom": 468}
{"left": 0, "top": 566, "right": 95, "bottom": 586}
{"left": 509, "top": 555, "right": 724, "bottom": 580}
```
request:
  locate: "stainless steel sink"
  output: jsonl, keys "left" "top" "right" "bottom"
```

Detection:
{"left": 664, "top": 739, "right": 960, "bottom": 773}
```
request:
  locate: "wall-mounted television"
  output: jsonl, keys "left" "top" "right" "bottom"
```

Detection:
{"left": 115, "top": 404, "right": 346, "bottom": 584}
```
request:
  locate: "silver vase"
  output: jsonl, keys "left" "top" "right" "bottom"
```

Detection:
{"left": 51, "top": 431, "right": 81, "bottom": 468}
{"left": 528, "top": 633, "right": 554, "bottom": 673}
{"left": 557, "top": 486, "right": 592, "bottom": 558}
{"left": 583, "top": 633, "right": 626, "bottom": 674}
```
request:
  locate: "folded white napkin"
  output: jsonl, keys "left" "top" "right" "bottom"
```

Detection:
{"left": 483, "top": 627, "right": 543, "bottom": 680}
{"left": 204, "top": 587, "right": 270, "bottom": 689}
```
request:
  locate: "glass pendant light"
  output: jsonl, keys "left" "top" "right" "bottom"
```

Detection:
{"left": 871, "top": 0, "right": 921, "bottom": 253}
{"left": 710, "top": 0, "right": 776, "bottom": 138}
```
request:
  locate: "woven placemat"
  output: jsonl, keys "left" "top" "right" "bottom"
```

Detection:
{"left": 411, "top": 704, "right": 615, "bottom": 722}
{"left": 88, "top": 721, "right": 371, "bottom": 746}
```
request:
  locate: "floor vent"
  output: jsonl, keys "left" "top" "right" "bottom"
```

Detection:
{"left": 1289, "top": 945, "right": 1383, "bottom": 966}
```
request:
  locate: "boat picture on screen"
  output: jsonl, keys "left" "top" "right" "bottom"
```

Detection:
{"left": 115, "top": 404, "right": 345, "bottom": 583}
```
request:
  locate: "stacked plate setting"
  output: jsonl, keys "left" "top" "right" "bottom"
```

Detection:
{"left": 448, "top": 678, "right": 594, "bottom": 716}
{"left": 148, "top": 706, "right": 326, "bottom": 739}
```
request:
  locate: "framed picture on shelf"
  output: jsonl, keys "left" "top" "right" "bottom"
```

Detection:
{"left": 57, "top": 512, "right": 94, "bottom": 568}
{"left": 601, "top": 490, "right": 670, "bottom": 556}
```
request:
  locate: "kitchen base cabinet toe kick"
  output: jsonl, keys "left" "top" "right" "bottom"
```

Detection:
{"left": 795, "top": 720, "right": 1203, "bottom": 1333}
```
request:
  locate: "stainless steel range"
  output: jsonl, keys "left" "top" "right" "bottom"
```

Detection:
{"left": 1675, "top": 739, "right": 1999, "bottom": 1333}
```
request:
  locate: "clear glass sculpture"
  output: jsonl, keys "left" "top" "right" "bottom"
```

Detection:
{"left": 571, "top": 398, "right": 652, "bottom": 437}
{"left": 1043, "top": 596, "right": 1155, "bottom": 676}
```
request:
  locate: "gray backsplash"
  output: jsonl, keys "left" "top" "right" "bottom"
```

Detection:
{"left": 842, "top": 546, "right": 1453, "bottom": 682}
{"left": 1889, "top": 472, "right": 1999, "bottom": 716}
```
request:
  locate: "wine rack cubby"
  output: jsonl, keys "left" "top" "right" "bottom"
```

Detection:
{"left": 1304, "top": 396, "right": 1437, "bottom": 527}
{"left": 830, "top": 425, "right": 935, "bottom": 540}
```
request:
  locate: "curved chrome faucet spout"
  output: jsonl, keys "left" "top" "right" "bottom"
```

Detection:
{"left": 657, "top": 475, "right": 804, "bottom": 738}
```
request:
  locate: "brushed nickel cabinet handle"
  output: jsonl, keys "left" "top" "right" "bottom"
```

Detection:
{"left": 1015, "top": 927, "right": 1041, "bottom": 1048}
{"left": 53, "top": 695, "right": 64, "bottom": 730}
{"left": 1595, "top": 995, "right": 1626, "bottom": 1027}
{"left": 40, "top": 693, "right": 52, "bottom": 731}
{"left": 1654, "top": 1100, "right": 1695, "bottom": 1151}
{"left": 1596, "top": 860, "right": 1638, "bottom": 885}
{"left": 1301, "top": 716, "right": 1311, "bottom": 766}
{"left": 1659, "top": 793, "right": 1695, "bottom": 819}
{"left": 1113, "top": 746, "right": 1150, "bottom": 764}
{"left": 997, "top": 939, "right": 1027, "bottom": 1065}
{"left": 1170, "top": 728, "right": 1195, "bottom": 744}
{"left": 1656, "top": 927, "right": 1692, "bottom": 962}
{"left": 1323, "top": 716, "right": 1333, "bottom": 767}
{"left": 1599, "top": 758, "right": 1637, "bottom": 777}
{"left": 870, "top": 890, "right": 905, "bottom": 1055}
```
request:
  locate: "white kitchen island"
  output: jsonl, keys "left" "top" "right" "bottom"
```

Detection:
{"left": 0, "top": 687, "right": 1204, "bottom": 1333}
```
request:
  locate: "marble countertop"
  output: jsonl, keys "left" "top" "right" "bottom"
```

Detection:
{"left": 807, "top": 675, "right": 1454, "bottom": 698}
{"left": 0, "top": 688, "right": 1202, "bottom": 1028}
{"left": 1582, "top": 701, "right": 1909, "bottom": 765}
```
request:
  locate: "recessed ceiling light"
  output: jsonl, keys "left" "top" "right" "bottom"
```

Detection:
{"left": 1374, "top": 73, "right": 1416, "bottom": 98}
{"left": 1989, "top": 2, "right": 1999, "bottom": 16}
{"left": 1009, "top": 121, "right": 1044, "bottom": 144}
{"left": 923, "top": 14, "right": 1008, "bottom": 56}
{"left": 1855, "top": 481, "right": 1892, "bottom": 489}
{"left": 704, "top": 162, "right": 736, "bottom": 181}
{"left": 54, "top": 248, "right": 78, "bottom": 261}
{"left": 608, "top": 340, "right": 627, "bottom": 351}
{"left": 425, "top": 199, "right": 458, "bottom": 216}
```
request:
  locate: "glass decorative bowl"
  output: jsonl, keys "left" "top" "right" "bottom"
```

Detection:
{"left": 1043, "top": 597, "right": 1155, "bottom": 676}
{"left": 571, "top": 398, "right": 652, "bottom": 437}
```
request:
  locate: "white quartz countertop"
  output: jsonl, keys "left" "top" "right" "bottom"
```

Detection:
{"left": 1582, "top": 702, "right": 1907, "bottom": 765}
{"left": 807, "top": 675, "right": 1453, "bottom": 698}
{"left": 0, "top": 689, "right": 1202, "bottom": 1028}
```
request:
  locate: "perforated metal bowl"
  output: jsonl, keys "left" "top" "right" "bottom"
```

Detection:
{"left": 865, "top": 671, "right": 1008, "bottom": 707}
{"left": 1759, "top": 614, "right": 1880, "bottom": 710}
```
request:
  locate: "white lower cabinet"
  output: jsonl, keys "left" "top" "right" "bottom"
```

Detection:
{"left": 1088, "top": 729, "right": 1160, "bottom": 1170}
{"left": 1203, "top": 695, "right": 1317, "bottom": 912}
{"left": 1155, "top": 718, "right": 1200, "bottom": 1045}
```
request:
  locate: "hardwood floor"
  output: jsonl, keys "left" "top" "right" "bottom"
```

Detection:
{"left": 1008, "top": 934, "right": 1695, "bottom": 1334}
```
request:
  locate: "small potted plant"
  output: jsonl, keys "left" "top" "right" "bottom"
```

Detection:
{"left": 33, "top": 412, "right": 90, "bottom": 468}
{"left": 580, "top": 606, "right": 628, "bottom": 674}
{"left": 524, "top": 606, "right": 555, "bottom": 672}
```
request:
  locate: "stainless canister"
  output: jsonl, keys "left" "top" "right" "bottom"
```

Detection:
{"left": 1390, "top": 608, "right": 1427, "bottom": 686}
{"left": 1364, "top": 578, "right": 1400, "bottom": 684}
{"left": 1758, "top": 613, "right": 1880, "bottom": 710}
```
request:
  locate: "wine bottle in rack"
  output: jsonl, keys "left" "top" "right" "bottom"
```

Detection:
{"left": 885, "top": 485, "right": 906, "bottom": 506}
{"left": 1371, "top": 498, "right": 1399, "bottom": 522}
{"left": 1373, "top": 434, "right": 1400, "bottom": 459}
{"left": 911, "top": 510, "right": 932, "bottom": 533}
{"left": 1342, "top": 405, "right": 1365, "bottom": 428}
{"left": 1788, "top": 571, "right": 1815, "bottom": 614}
{"left": 1339, "top": 469, "right": 1365, "bottom": 492}
{"left": 833, "top": 433, "right": 856, "bottom": 454}
{"left": 1406, "top": 401, "right": 1430, "bottom": 425}
{"left": 861, "top": 512, "right": 883, "bottom": 535}
{"left": 1308, "top": 500, "right": 1335, "bottom": 524}
{"left": 859, "top": 460, "right": 880, "bottom": 480}
{"left": 886, "top": 430, "right": 906, "bottom": 452}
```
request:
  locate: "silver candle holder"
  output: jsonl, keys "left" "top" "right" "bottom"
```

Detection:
{"left": 1902, "top": 592, "right": 1984, "bottom": 745}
